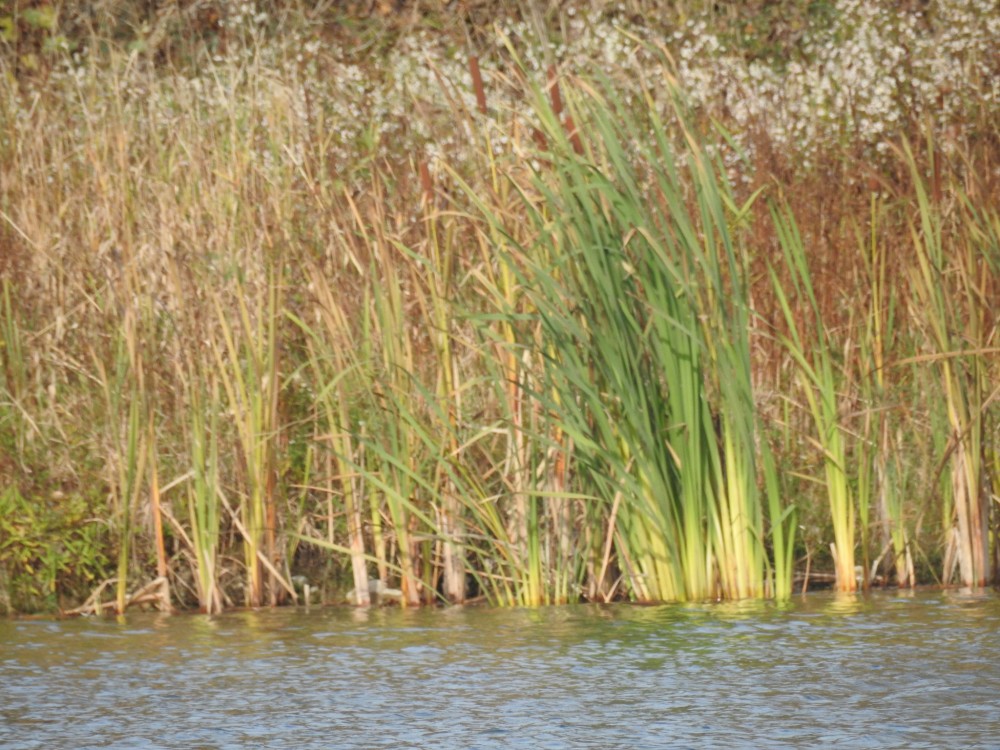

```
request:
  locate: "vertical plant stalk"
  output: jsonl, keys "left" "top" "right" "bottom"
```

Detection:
{"left": 467, "top": 164, "right": 544, "bottom": 605}
{"left": 465, "top": 226, "right": 546, "bottom": 605}
{"left": 423, "top": 165, "right": 467, "bottom": 604}
{"left": 762, "top": 443, "right": 797, "bottom": 599}
{"left": 469, "top": 55, "right": 488, "bottom": 115}
{"left": 187, "top": 373, "right": 223, "bottom": 614}
{"left": 686, "top": 133, "right": 769, "bottom": 600}
{"left": 292, "top": 263, "right": 372, "bottom": 606}
{"left": 905, "top": 142, "right": 992, "bottom": 587}
{"left": 861, "top": 194, "right": 912, "bottom": 587}
{"left": 770, "top": 205, "right": 857, "bottom": 592}
{"left": 148, "top": 417, "right": 168, "bottom": 583}
{"left": 0, "top": 279, "right": 33, "bottom": 459}
{"left": 92, "top": 313, "right": 150, "bottom": 613}
{"left": 443, "top": 64, "right": 586, "bottom": 606}
{"left": 370, "top": 231, "right": 423, "bottom": 607}
{"left": 117, "top": 392, "right": 148, "bottom": 613}
{"left": 210, "top": 265, "right": 283, "bottom": 607}
{"left": 546, "top": 426, "right": 574, "bottom": 604}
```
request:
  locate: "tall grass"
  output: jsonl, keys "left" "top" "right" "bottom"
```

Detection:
{"left": 464, "top": 61, "right": 787, "bottom": 602}
{"left": 91, "top": 309, "right": 150, "bottom": 612}
{"left": 0, "top": 4, "right": 997, "bottom": 611}
{"left": 417, "top": 173, "right": 467, "bottom": 604}
{"left": 905, "top": 142, "right": 996, "bottom": 587}
{"left": 291, "top": 261, "right": 372, "bottom": 606}
{"left": 210, "top": 267, "right": 286, "bottom": 607}
{"left": 856, "top": 194, "right": 914, "bottom": 587}
{"left": 769, "top": 206, "right": 857, "bottom": 592}
{"left": 0, "top": 280, "right": 30, "bottom": 459}
{"left": 184, "top": 371, "right": 223, "bottom": 613}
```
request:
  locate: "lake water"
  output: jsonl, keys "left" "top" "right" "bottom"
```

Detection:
{"left": 2, "top": 590, "right": 999, "bottom": 749}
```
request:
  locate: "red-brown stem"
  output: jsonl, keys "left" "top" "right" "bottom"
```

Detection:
{"left": 469, "top": 55, "right": 488, "bottom": 115}
{"left": 547, "top": 65, "right": 563, "bottom": 116}
{"left": 566, "top": 115, "right": 584, "bottom": 155}
{"left": 419, "top": 160, "right": 434, "bottom": 205}
{"left": 546, "top": 65, "right": 584, "bottom": 155}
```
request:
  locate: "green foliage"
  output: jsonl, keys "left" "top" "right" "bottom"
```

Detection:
{"left": 1, "top": 4, "right": 75, "bottom": 73}
{"left": 21, "top": 7, "right": 58, "bottom": 32}
{"left": 0, "top": 16, "right": 15, "bottom": 42}
{"left": 0, "top": 486, "right": 110, "bottom": 613}
{"left": 467, "top": 58, "right": 785, "bottom": 602}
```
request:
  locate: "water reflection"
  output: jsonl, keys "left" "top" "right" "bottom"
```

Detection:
{"left": 820, "top": 591, "right": 870, "bottom": 615}
{"left": 1, "top": 591, "right": 999, "bottom": 749}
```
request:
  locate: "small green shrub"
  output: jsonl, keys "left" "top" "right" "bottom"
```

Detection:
{"left": 0, "top": 485, "right": 110, "bottom": 613}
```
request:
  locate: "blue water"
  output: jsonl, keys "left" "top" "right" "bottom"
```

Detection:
{"left": 2, "top": 590, "right": 999, "bottom": 749}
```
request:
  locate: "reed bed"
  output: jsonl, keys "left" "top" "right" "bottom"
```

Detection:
{"left": 0, "top": 0, "right": 997, "bottom": 612}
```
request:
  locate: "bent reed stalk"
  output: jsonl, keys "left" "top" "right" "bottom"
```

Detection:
{"left": 1, "top": 5, "right": 997, "bottom": 612}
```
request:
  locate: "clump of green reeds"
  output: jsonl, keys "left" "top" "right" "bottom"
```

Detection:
{"left": 463, "top": 53, "right": 796, "bottom": 602}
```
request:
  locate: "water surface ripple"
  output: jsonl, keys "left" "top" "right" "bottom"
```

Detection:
{"left": 2, "top": 591, "right": 999, "bottom": 749}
